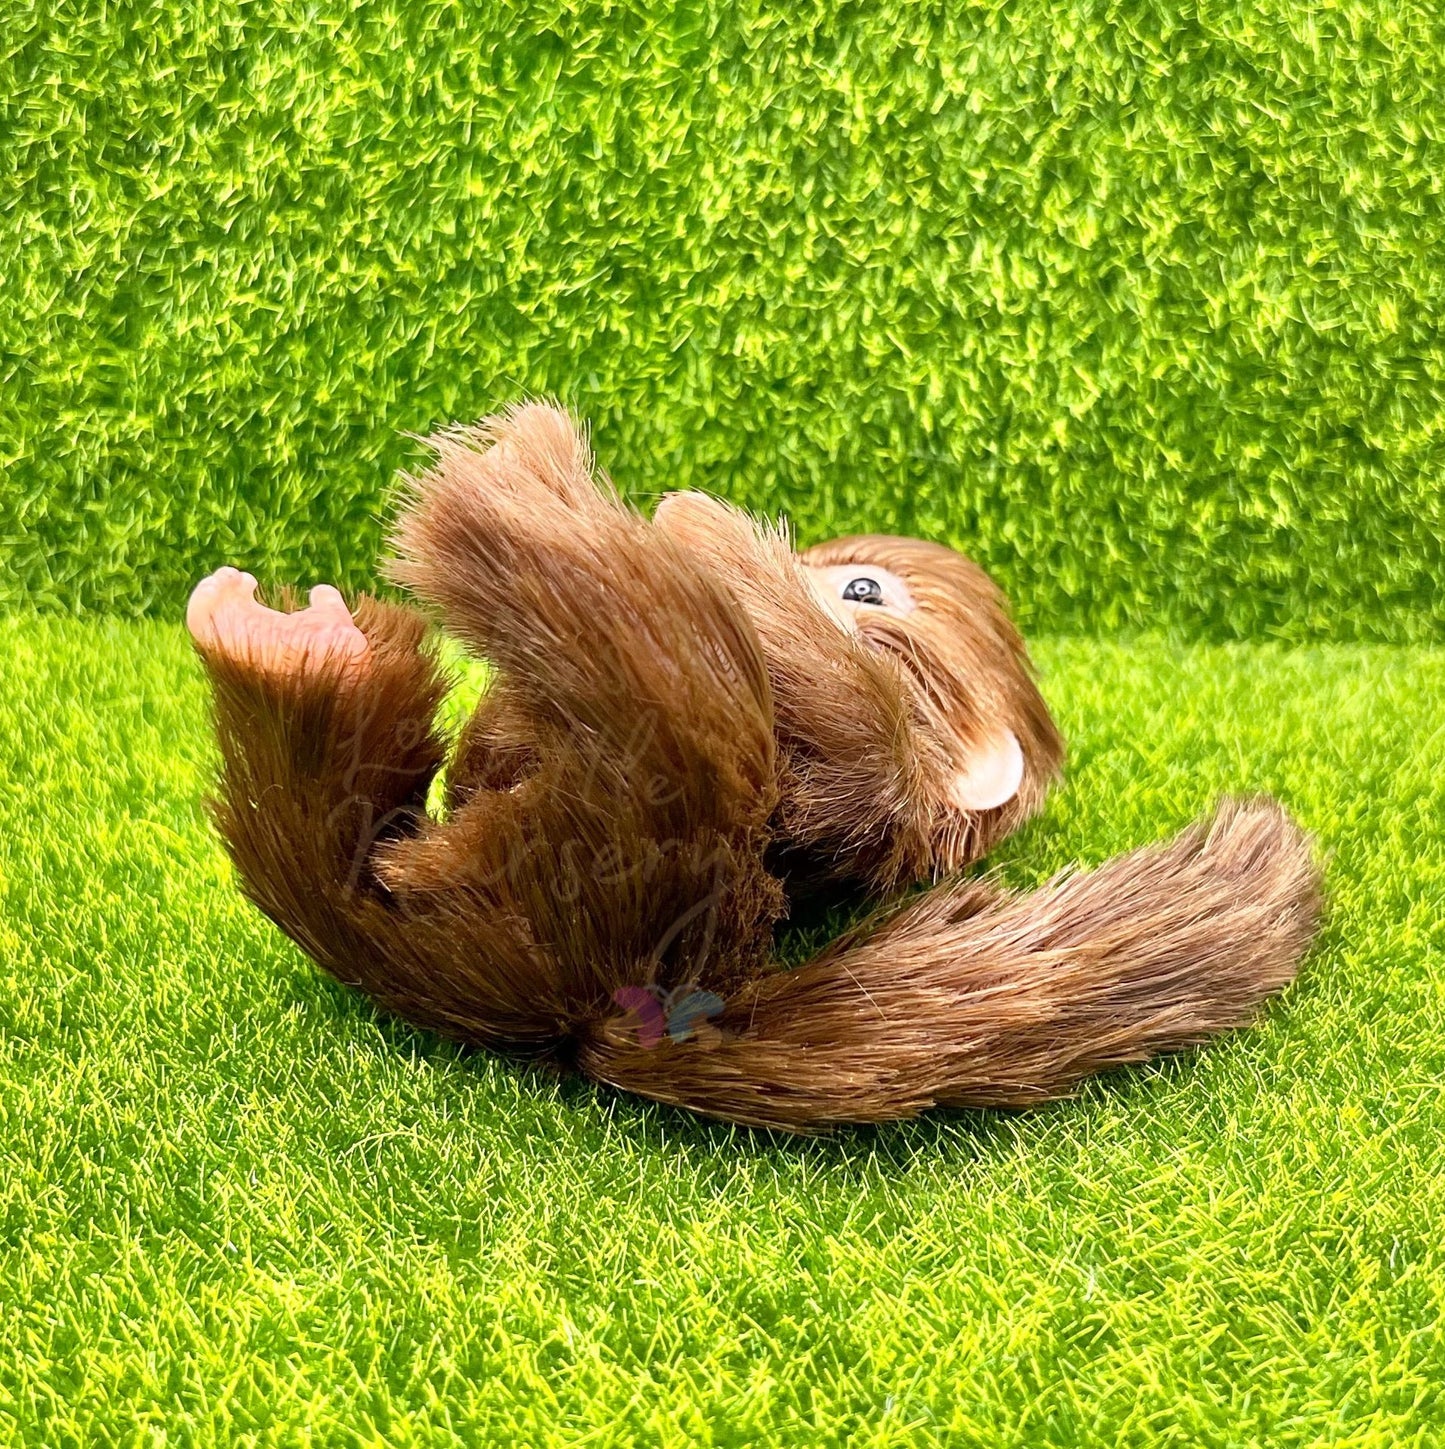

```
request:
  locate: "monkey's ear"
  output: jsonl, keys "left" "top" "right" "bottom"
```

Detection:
{"left": 949, "top": 729, "right": 1025, "bottom": 813}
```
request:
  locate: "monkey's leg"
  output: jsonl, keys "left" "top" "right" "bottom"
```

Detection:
{"left": 190, "top": 564, "right": 442, "bottom": 940}
{"left": 188, "top": 568, "right": 564, "bottom": 1044}
{"left": 190, "top": 567, "right": 446, "bottom": 905}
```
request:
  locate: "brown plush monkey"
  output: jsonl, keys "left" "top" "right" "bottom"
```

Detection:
{"left": 187, "top": 403, "right": 1322, "bottom": 1132}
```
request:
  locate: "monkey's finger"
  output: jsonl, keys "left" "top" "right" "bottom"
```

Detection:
{"left": 186, "top": 566, "right": 260, "bottom": 644}
{"left": 307, "top": 583, "right": 355, "bottom": 622}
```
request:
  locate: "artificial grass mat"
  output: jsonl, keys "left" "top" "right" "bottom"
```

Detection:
{"left": 6, "top": 0, "right": 1445, "bottom": 640}
{"left": 2, "top": 615, "right": 1443, "bottom": 1445}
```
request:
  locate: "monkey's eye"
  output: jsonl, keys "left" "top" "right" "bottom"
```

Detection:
{"left": 803, "top": 562, "right": 917, "bottom": 623}
{"left": 841, "top": 577, "right": 885, "bottom": 606}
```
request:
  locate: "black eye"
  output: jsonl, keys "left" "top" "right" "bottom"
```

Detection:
{"left": 841, "top": 576, "right": 884, "bottom": 606}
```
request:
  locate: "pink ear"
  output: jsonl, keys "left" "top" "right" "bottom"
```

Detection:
{"left": 949, "top": 729, "right": 1025, "bottom": 812}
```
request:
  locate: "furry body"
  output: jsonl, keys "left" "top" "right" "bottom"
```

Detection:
{"left": 189, "top": 405, "right": 1322, "bottom": 1132}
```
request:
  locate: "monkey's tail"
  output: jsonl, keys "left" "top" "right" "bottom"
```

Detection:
{"left": 575, "top": 796, "right": 1324, "bottom": 1132}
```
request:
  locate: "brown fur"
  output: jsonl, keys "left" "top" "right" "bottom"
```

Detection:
{"left": 190, "top": 402, "right": 1323, "bottom": 1132}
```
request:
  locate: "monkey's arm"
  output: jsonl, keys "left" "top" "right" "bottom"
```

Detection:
{"left": 388, "top": 405, "right": 772, "bottom": 801}
{"left": 653, "top": 490, "right": 941, "bottom": 888}
{"left": 378, "top": 403, "right": 784, "bottom": 1005}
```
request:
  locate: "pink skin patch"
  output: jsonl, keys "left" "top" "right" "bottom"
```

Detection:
{"left": 186, "top": 567, "right": 370, "bottom": 678}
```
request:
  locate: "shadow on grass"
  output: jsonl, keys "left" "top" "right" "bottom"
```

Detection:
{"left": 295, "top": 954, "right": 1235, "bottom": 1191}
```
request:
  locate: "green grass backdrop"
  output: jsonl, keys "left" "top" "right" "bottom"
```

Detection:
{"left": 4, "top": 0, "right": 1444, "bottom": 637}
{"left": 3, "top": 619, "right": 1443, "bottom": 1444}
{"left": 5, "top": 2, "right": 1445, "bottom": 1441}
{"left": 2, "top": 617, "right": 1443, "bottom": 1443}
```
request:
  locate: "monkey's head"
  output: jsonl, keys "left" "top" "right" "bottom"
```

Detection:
{"left": 797, "top": 533, "right": 1064, "bottom": 881}
{"left": 654, "top": 493, "right": 1065, "bottom": 891}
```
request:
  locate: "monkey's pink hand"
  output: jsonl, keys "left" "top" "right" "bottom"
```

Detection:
{"left": 187, "top": 567, "right": 370, "bottom": 680}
